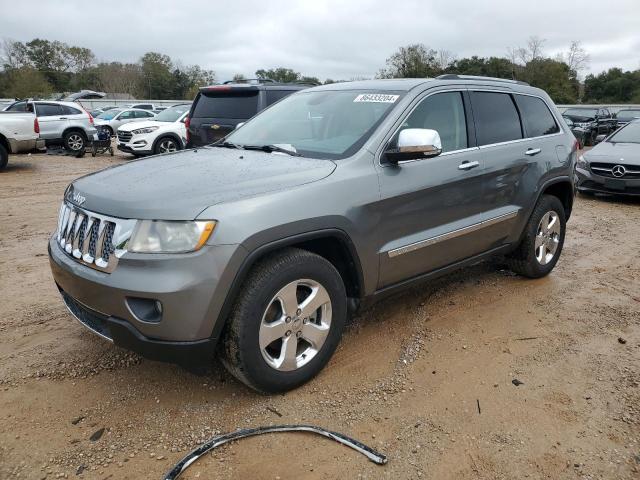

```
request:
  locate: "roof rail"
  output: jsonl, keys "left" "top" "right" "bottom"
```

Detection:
{"left": 436, "top": 74, "right": 529, "bottom": 86}
{"left": 223, "top": 78, "right": 276, "bottom": 84}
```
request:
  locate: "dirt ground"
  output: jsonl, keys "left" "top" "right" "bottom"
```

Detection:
{"left": 0, "top": 148, "right": 638, "bottom": 480}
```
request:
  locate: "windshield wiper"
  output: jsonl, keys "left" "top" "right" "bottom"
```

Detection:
{"left": 212, "top": 141, "right": 241, "bottom": 149}
{"left": 242, "top": 144, "right": 302, "bottom": 156}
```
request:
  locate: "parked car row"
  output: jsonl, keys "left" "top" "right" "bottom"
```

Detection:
{"left": 561, "top": 106, "right": 640, "bottom": 147}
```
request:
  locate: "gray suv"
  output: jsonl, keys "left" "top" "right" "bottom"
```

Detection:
{"left": 49, "top": 75, "right": 576, "bottom": 393}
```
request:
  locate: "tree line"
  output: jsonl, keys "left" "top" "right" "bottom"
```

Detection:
{"left": 1, "top": 37, "right": 639, "bottom": 104}
{"left": 0, "top": 39, "right": 215, "bottom": 100}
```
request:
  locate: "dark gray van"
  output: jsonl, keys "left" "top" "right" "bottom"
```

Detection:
{"left": 186, "top": 80, "right": 313, "bottom": 147}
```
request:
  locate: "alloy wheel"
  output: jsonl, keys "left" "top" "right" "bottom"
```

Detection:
{"left": 67, "top": 134, "right": 84, "bottom": 151}
{"left": 535, "top": 211, "right": 561, "bottom": 265}
{"left": 259, "top": 279, "right": 332, "bottom": 371}
{"left": 159, "top": 139, "right": 177, "bottom": 153}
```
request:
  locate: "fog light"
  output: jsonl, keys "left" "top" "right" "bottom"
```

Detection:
{"left": 126, "top": 297, "right": 163, "bottom": 323}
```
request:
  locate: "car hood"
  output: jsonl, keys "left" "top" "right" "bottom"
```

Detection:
{"left": 584, "top": 141, "right": 640, "bottom": 165}
{"left": 118, "top": 120, "right": 173, "bottom": 132}
{"left": 67, "top": 148, "right": 336, "bottom": 219}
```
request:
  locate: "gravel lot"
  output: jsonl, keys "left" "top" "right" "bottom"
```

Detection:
{"left": 0, "top": 148, "right": 638, "bottom": 479}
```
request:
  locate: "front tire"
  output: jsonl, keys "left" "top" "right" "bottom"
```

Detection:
{"left": 154, "top": 136, "right": 180, "bottom": 155}
{"left": 507, "top": 195, "right": 566, "bottom": 278}
{"left": 220, "top": 248, "right": 347, "bottom": 393}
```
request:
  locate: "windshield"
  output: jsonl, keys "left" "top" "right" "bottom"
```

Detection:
{"left": 617, "top": 110, "right": 640, "bottom": 119}
{"left": 564, "top": 108, "right": 597, "bottom": 118}
{"left": 225, "top": 90, "right": 404, "bottom": 159}
{"left": 154, "top": 105, "right": 190, "bottom": 122}
{"left": 97, "top": 109, "right": 122, "bottom": 120}
{"left": 607, "top": 121, "right": 640, "bottom": 143}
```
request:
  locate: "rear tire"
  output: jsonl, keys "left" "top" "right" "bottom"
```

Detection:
{"left": 63, "top": 130, "right": 86, "bottom": 153}
{"left": 507, "top": 195, "right": 566, "bottom": 278}
{"left": 220, "top": 248, "right": 347, "bottom": 393}
{"left": 0, "top": 143, "right": 8, "bottom": 170}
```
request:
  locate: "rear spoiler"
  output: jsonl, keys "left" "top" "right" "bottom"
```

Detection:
{"left": 199, "top": 85, "right": 259, "bottom": 94}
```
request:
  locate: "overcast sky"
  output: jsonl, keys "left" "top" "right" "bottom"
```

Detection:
{"left": 1, "top": 0, "right": 639, "bottom": 81}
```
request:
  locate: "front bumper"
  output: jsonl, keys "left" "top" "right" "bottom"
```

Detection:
{"left": 49, "top": 236, "right": 245, "bottom": 364}
{"left": 117, "top": 143, "right": 152, "bottom": 155}
{"left": 576, "top": 166, "right": 640, "bottom": 196}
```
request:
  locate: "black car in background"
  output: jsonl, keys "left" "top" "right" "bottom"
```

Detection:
{"left": 185, "top": 79, "right": 313, "bottom": 148}
{"left": 614, "top": 108, "right": 640, "bottom": 129}
{"left": 563, "top": 107, "right": 616, "bottom": 146}
{"left": 562, "top": 116, "right": 589, "bottom": 148}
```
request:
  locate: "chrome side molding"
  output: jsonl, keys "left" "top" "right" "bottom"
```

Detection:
{"left": 388, "top": 210, "right": 519, "bottom": 258}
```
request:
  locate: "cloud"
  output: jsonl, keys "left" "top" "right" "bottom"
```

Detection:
{"left": 1, "top": 0, "right": 638, "bottom": 80}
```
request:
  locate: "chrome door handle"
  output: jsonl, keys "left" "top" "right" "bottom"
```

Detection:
{"left": 525, "top": 148, "right": 541, "bottom": 156}
{"left": 458, "top": 160, "right": 479, "bottom": 170}
{"left": 59, "top": 117, "right": 68, "bottom": 120}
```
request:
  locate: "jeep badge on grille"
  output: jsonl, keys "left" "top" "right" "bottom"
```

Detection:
{"left": 72, "top": 192, "right": 86, "bottom": 205}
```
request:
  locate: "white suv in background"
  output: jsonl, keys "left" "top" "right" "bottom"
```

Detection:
{"left": 94, "top": 108, "right": 156, "bottom": 136}
{"left": 116, "top": 104, "right": 190, "bottom": 156}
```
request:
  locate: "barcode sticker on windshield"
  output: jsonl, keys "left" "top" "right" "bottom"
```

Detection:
{"left": 353, "top": 94, "right": 399, "bottom": 103}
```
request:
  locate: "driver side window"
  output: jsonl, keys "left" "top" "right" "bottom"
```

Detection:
{"left": 119, "top": 111, "right": 134, "bottom": 119}
{"left": 395, "top": 92, "right": 468, "bottom": 153}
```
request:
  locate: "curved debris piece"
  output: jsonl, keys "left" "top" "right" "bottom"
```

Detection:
{"left": 163, "top": 424, "right": 388, "bottom": 479}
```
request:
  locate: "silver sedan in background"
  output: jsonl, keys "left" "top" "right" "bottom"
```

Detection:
{"left": 576, "top": 120, "right": 640, "bottom": 196}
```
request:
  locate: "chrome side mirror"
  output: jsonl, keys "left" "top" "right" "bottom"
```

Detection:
{"left": 385, "top": 128, "right": 442, "bottom": 164}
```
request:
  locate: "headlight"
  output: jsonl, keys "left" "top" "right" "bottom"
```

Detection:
{"left": 132, "top": 126, "right": 159, "bottom": 135}
{"left": 128, "top": 220, "right": 216, "bottom": 253}
{"left": 577, "top": 154, "right": 588, "bottom": 169}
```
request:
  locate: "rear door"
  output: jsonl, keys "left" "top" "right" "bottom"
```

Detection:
{"left": 471, "top": 90, "right": 561, "bottom": 245}
{"left": 376, "top": 89, "right": 491, "bottom": 287}
{"left": 188, "top": 86, "right": 261, "bottom": 146}
{"left": 35, "top": 103, "right": 66, "bottom": 140}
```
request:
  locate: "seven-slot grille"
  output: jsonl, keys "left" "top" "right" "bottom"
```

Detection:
{"left": 117, "top": 130, "right": 133, "bottom": 143}
{"left": 590, "top": 162, "right": 640, "bottom": 179}
{"left": 56, "top": 202, "right": 137, "bottom": 273}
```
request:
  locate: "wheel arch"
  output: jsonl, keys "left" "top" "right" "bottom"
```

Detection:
{"left": 62, "top": 127, "right": 88, "bottom": 141}
{"left": 210, "top": 229, "right": 364, "bottom": 344}
{"left": 539, "top": 177, "right": 574, "bottom": 220}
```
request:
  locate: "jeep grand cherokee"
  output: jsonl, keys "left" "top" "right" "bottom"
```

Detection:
{"left": 49, "top": 75, "right": 576, "bottom": 393}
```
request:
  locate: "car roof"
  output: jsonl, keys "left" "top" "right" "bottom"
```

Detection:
{"left": 307, "top": 76, "right": 546, "bottom": 96}
{"left": 311, "top": 78, "right": 434, "bottom": 92}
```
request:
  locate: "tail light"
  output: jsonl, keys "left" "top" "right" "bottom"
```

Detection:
{"left": 34, "top": 117, "right": 40, "bottom": 134}
{"left": 88, "top": 112, "right": 94, "bottom": 124}
{"left": 184, "top": 116, "right": 191, "bottom": 144}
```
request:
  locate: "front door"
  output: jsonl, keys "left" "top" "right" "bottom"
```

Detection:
{"left": 375, "top": 90, "right": 491, "bottom": 288}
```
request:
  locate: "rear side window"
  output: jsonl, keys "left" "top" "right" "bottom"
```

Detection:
{"left": 265, "top": 90, "right": 294, "bottom": 105}
{"left": 514, "top": 95, "right": 559, "bottom": 137}
{"left": 470, "top": 92, "right": 522, "bottom": 146}
{"left": 192, "top": 92, "right": 259, "bottom": 119}
{"left": 36, "top": 103, "right": 64, "bottom": 117}
{"left": 62, "top": 105, "right": 82, "bottom": 115}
